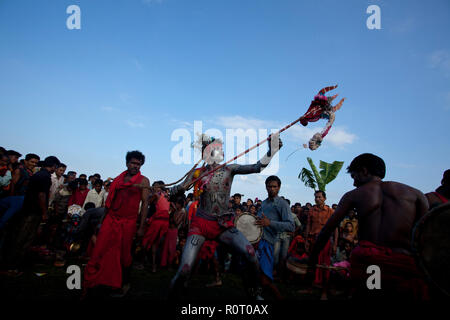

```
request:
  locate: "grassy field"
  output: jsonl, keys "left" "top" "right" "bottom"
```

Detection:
{"left": 0, "top": 259, "right": 348, "bottom": 301}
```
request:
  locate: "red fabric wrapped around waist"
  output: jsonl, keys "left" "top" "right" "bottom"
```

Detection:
{"left": 350, "top": 240, "right": 422, "bottom": 276}
{"left": 349, "top": 240, "right": 429, "bottom": 299}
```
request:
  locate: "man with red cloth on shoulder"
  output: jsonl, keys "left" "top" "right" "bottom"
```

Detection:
{"left": 308, "top": 153, "right": 430, "bottom": 300}
{"left": 83, "top": 150, "right": 150, "bottom": 297}
{"left": 142, "top": 180, "right": 170, "bottom": 273}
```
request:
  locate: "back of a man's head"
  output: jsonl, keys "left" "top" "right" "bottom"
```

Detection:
{"left": 43, "top": 156, "right": 61, "bottom": 168}
{"left": 347, "top": 153, "right": 386, "bottom": 179}
{"left": 442, "top": 169, "right": 450, "bottom": 187}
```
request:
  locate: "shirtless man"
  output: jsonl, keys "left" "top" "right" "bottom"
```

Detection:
{"left": 308, "top": 153, "right": 429, "bottom": 299}
{"left": 168, "top": 133, "right": 282, "bottom": 300}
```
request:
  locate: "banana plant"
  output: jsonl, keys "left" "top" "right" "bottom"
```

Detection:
{"left": 298, "top": 157, "right": 344, "bottom": 191}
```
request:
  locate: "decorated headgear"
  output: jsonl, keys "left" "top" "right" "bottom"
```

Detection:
{"left": 191, "top": 133, "right": 223, "bottom": 151}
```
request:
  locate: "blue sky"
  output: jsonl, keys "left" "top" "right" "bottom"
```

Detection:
{"left": 0, "top": 0, "right": 449, "bottom": 205}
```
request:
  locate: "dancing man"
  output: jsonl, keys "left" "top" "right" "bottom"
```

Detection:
{"left": 168, "top": 133, "right": 282, "bottom": 300}
{"left": 308, "top": 153, "right": 429, "bottom": 299}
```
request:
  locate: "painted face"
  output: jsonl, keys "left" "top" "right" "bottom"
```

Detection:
{"left": 202, "top": 142, "right": 224, "bottom": 165}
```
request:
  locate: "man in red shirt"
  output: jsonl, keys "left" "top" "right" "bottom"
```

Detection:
{"left": 68, "top": 179, "right": 89, "bottom": 207}
{"left": 83, "top": 151, "right": 150, "bottom": 297}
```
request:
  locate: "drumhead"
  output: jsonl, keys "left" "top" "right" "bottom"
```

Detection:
{"left": 286, "top": 257, "right": 308, "bottom": 275}
{"left": 412, "top": 202, "right": 450, "bottom": 297}
{"left": 234, "top": 213, "right": 262, "bottom": 244}
{"left": 67, "top": 204, "right": 82, "bottom": 217}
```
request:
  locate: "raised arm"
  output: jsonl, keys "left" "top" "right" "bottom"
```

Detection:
{"left": 230, "top": 133, "right": 283, "bottom": 175}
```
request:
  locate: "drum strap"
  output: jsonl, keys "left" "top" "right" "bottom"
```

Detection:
{"left": 433, "top": 192, "right": 448, "bottom": 203}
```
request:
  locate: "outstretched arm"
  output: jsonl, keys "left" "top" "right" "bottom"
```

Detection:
{"left": 230, "top": 133, "right": 283, "bottom": 175}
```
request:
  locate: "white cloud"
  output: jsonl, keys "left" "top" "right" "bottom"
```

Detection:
{"left": 428, "top": 50, "right": 450, "bottom": 76}
{"left": 126, "top": 120, "right": 145, "bottom": 128}
{"left": 192, "top": 114, "right": 357, "bottom": 149}
{"left": 215, "top": 116, "right": 279, "bottom": 131}
{"left": 285, "top": 124, "right": 356, "bottom": 148}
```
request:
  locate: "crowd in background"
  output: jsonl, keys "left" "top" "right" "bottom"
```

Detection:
{"left": 0, "top": 146, "right": 357, "bottom": 297}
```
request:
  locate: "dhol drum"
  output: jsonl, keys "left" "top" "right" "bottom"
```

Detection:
{"left": 234, "top": 213, "right": 262, "bottom": 244}
{"left": 286, "top": 257, "right": 308, "bottom": 275}
{"left": 412, "top": 202, "right": 450, "bottom": 297}
{"left": 67, "top": 204, "right": 82, "bottom": 217}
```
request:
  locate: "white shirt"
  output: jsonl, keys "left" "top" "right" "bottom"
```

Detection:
{"left": 83, "top": 188, "right": 105, "bottom": 209}
{"left": 49, "top": 173, "right": 64, "bottom": 205}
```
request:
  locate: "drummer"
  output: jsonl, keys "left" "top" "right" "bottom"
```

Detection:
{"left": 255, "top": 175, "right": 295, "bottom": 300}
{"left": 308, "top": 153, "right": 430, "bottom": 299}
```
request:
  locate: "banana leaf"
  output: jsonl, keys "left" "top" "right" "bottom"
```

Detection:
{"left": 299, "top": 168, "right": 316, "bottom": 190}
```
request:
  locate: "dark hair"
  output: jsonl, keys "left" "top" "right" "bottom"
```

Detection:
{"left": 43, "top": 156, "right": 60, "bottom": 168}
{"left": 442, "top": 169, "right": 450, "bottom": 186}
{"left": 285, "top": 198, "right": 291, "bottom": 205}
{"left": 176, "top": 195, "right": 186, "bottom": 206}
{"left": 88, "top": 175, "right": 93, "bottom": 179}
{"left": 265, "top": 175, "right": 281, "bottom": 187}
{"left": 68, "top": 180, "right": 78, "bottom": 191}
{"left": 84, "top": 202, "right": 96, "bottom": 211}
{"left": 94, "top": 179, "right": 103, "bottom": 186}
{"left": 295, "top": 202, "right": 302, "bottom": 207}
{"left": 25, "top": 153, "right": 40, "bottom": 161}
{"left": 7, "top": 150, "right": 22, "bottom": 157}
{"left": 315, "top": 190, "right": 326, "bottom": 198}
{"left": 79, "top": 174, "right": 87, "bottom": 179}
{"left": 347, "top": 153, "right": 386, "bottom": 179}
{"left": 233, "top": 193, "right": 242, "bottom": 198}
{"left": 93, "top": 173, "right": 101, "bottom": 179}
{"left": 126, "top": 150, "right": 145, "bottom": 165}
{"left": 58, "top": 163, "right": 67, "bottom": 169}
{"left": 79, "top": 179, "right": 88, "bottom": 186}
{"left": 67, "top": 171, "right": 76, "bottom": 176}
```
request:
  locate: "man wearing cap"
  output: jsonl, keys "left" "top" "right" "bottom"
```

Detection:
{"left": 1, "top": 156, "right": 60, "bottom": 276}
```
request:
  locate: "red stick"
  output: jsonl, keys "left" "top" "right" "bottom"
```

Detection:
{"left": 186, "top": 116, "right": 303, "bottom": 188}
